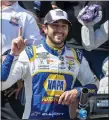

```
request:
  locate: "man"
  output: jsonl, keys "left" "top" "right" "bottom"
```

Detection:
{"left": 75, "top": 3, "right": 108, "bottom": 83}
{"left": 77, "top": 4, "right": 108, "bottom": 94}
{"left": 2, "top": 9, "right": 99, "bottom": 119}
{"left": 1, "top": 1, "right": 42, "bottom": 54}
{"left": 1, "top": 1, "right": 41, "bottom": 119}
{"left": 77, "top": 4, "right": 108, "bottom": 51}
{"left": 1, "top": 27, "right": 26, "bottom": 119}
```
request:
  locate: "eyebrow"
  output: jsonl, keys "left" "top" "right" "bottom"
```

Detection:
{"left": 52, "top": 22, "right": 68, "bottom": 25}
{"left": 55, "top": 21, "right": 69, "bottom": 24}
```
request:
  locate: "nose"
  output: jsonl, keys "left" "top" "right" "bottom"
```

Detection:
{"left": 57, "top": 26, "right": 63, "bottom": 32}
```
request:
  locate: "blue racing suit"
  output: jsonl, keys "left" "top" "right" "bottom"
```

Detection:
{"left": 1, "top": 40, "right": 99, "bottom": 119}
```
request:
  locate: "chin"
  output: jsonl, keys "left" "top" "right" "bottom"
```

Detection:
{"left": 55, "top": 39, "right": 64, "bottom": 43}
{"left": 55, "top": 41, "right": 63, "bottom": 44}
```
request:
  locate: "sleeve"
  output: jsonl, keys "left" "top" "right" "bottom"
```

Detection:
{"left": 97, "top": 76, "right": 108, "bottom": 94}
{"left": 81, "top": 20, "right": 108, "bottom": 51}
{"left": 76, "top": 57, "right": 99, "bottom": 97}
{"left": 97, "top": 57, "right": 109, "bottom": 94}
{"left": 24, "top": 13, "right": 42, "bottom": 45}
{"left": 102, "top": 56, "right": 109, "bottom": 76}
{"left": 1, "top": 54, "right": 14, "bottom": 81}
{"left": 1, "top": 54, "right": 29, "bottom": 91}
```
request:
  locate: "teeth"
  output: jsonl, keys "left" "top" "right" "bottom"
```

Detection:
{"left": 56, "top": 34, "right": 62, "bottom": 37}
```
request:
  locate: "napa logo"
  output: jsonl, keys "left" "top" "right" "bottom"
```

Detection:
{"left": 43, "top": 74, "right": 66, "bottom": 96}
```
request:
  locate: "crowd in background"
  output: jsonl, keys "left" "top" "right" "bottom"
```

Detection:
{"left": 1, "top": 1, "right": 108, "bottom": 119}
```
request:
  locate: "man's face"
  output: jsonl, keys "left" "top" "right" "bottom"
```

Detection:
{"left": 2, "top": 1, "right": 16, "bottom": 6}
{"left": 45, "top": 20, "right": 69, "bottom": 46}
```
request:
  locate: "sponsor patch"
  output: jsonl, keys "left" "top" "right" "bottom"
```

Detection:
{"left": 43, "top": 74, "right": 66, "bottom": 96}
{"left": 56, "top": 11, "right": 64, "bottom": 16}
{"left": 42, "top": 96, "right": 59, "bottom": 103}
{"left": 9, "top": 16, "right": 19, "bottom": 26}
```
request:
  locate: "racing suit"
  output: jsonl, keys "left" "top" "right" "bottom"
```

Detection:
{"left": 1, "top": 40, "right": 99, "bottom": 119}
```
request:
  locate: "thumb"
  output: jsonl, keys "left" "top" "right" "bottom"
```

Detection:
{"left": 24, "top": 39, "right": 27, "bottom": 44}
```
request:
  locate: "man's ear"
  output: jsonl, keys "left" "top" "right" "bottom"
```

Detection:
{"left": 42, "top": 24, "right": 47, "bottom": 34}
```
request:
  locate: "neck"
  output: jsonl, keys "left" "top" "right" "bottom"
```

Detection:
{"left": 46, "top": 38, "right": 64, "bottom": 49}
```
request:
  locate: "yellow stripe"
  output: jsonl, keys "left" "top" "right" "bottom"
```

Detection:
{"left": 30, "top": 46, "right": 36, "bottom": 62}
{"left": 49, "top": 45, "right": 60, "bottom": 51}
{"left": 72, "top": 48, "right": 80, "bottom": 66}
{"left": 32, "top": 70, "right": 75, "bottom": 78}
{"left": 72, "top": 48, "right": 77, "bottom": 59}
{"left": 46, "top": 40, "right": 63, "bottom": 51}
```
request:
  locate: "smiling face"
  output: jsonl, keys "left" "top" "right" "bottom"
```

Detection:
{"left": 43, "top": 20, "right": 69, "bottom": 48}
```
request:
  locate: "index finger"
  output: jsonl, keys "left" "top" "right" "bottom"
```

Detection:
{"left": 18, "top": 26, "right": 22, "bottom": 37}
{"left": 58, "top": 93, "right": 65, "bottom": 104}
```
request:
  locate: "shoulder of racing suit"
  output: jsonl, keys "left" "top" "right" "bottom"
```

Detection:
{"left": 25, "top": 44, "right": 84, "bottom": 64}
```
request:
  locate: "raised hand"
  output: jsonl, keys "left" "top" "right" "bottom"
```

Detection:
{"left": 10, "top": 27, "right": 27, "bottom": 56}
{"left": 77, "top": 5, "right": 102, "bottom": 26}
